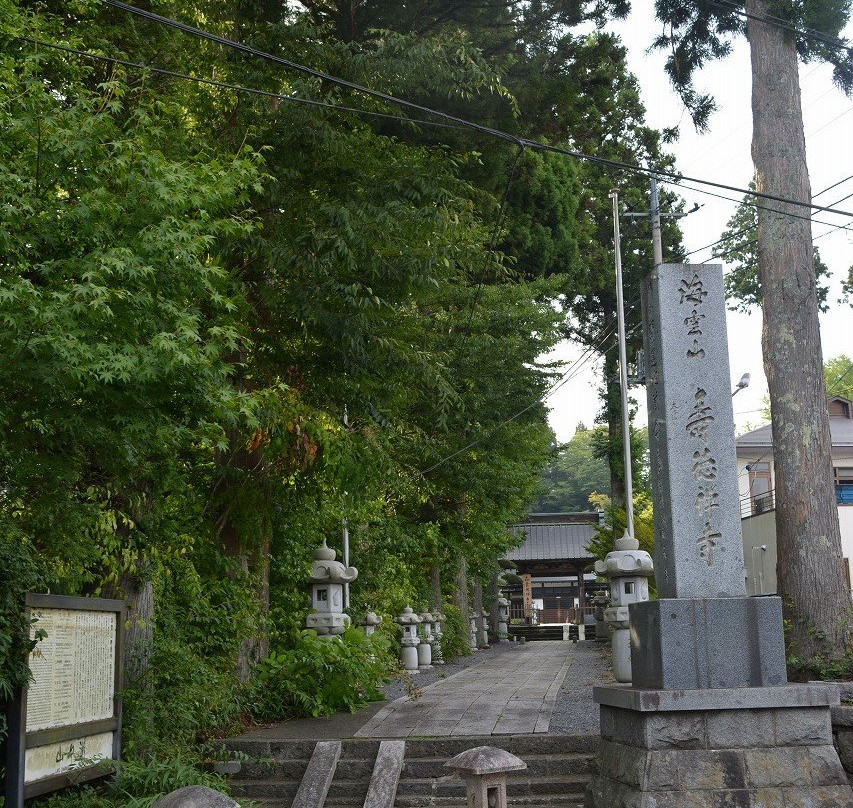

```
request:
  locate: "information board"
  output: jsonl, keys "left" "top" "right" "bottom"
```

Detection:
{"left": 3, "top": 594, "right": 125, "bottom": 807}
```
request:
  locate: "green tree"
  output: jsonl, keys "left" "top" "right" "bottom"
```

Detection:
{"left": 712, "top": 188, "right": 830, "bottom": 312}
{"left": 650, "top": 0, "right": 853, "bottom": 660}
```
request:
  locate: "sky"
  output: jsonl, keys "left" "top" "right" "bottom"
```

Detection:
{"left": 546, "top": 4, "right": 853, "bottom": 443}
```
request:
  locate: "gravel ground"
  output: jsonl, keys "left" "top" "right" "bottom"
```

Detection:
{"left": 380, "top": 640, "right": 519, "bottom": 701}
{"left": 549, "top": 640, "right": 614, "bottom": 735}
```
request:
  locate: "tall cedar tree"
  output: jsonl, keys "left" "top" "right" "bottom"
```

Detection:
{"left": 652, "top": 0, "right": 853, "bottom": 660}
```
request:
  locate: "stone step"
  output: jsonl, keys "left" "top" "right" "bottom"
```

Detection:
{"left": 235, "top": 752, "right": 594, "bottom": 782}
{"left": 399, "top": 753, "right": 595, "bottom": 780}
{"left": 394, "top": 796, "right": 584, "bottom": 808}
{"left": 244, "top": 796, "right": 585, "bottom": 808}
{"left": 395, "top": 774, "right": 589, "bottom": 798}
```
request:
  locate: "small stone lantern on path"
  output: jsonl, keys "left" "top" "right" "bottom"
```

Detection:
{"left": 360, "top": 611, "right": 381, "bottom": 636}
{"left": 305, "top": 540, "right": 358, "bottom": 638}
{"left": 445, "top": 746, "right": 527, "bottom": 808}
{"left": 418, "top": 611, "right": 434, "bottom": 670}
{"left": 593, "top": 533, "right": 653, "bottom": 683}
{"left": 394, "top": 606, "right": 422, "bottom": 673}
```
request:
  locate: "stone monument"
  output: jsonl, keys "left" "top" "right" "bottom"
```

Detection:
{"left": 586, "top": 264, "right": 851, "bottom": 807}
{"left": 305, "top": 540, "right": 358, "bottom": 638}
{"left": 432, "top": 611, "right": 445, "bottom": 664}
{"left": 592, "top": 590, "right": 609, "bottom": 642}
{"left": 469, "top": 614, "right": 478, "bottom": 651}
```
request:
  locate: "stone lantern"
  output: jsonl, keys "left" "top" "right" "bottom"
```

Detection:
{"left": 360, "top": 611, "right": 382, "bottom": 636}
{"left": 305, "top": 540, "right": 358, "bottom": 638}
{"left": 445, "top": 746, "right": 527, "bottom": 808}
{"left": 593, "top": 533, "right": 653, "bottom": 683}
{"left": 479, "top": 609, "right": 490, "bottom": 647}
{"left": 497, "top": 595, "right": 510, "bottom": 641}
{"left": 592, "top": 590, "right": 610, "bottom": 642}
{"left": 418, "top": 611, "right": 434, "bottom": 670}
{"left": 394, "top": 606, "right": 422, "bottom": 673}
{"left": 431, "top": 612, "right": 445, "bottom": 664}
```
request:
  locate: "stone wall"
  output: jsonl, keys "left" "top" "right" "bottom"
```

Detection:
{"left": 833, "top": 704, "right": 853, "bottom": 783}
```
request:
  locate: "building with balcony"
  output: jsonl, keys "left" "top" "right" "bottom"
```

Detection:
{"left": 736, "top": 396, "right": 853, "bottom": 595}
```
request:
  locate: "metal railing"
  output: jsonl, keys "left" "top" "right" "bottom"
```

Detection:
{"left": 740, "top": 489, "right": 775, "bottom": 519}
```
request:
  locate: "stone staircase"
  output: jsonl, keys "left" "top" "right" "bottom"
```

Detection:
{"left": 224, "top": 734, "right": 597, "bottom": 808}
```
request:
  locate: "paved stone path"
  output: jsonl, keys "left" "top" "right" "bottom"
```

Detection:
{"left": 356, "top": 641, "right": 574, "bottom": 737}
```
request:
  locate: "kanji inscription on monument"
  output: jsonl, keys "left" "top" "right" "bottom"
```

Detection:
{"left": 641, "top": 263, "right": 746, "bottom": 599}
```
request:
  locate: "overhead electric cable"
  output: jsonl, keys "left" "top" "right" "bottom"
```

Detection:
{"left": 17, "top": 37, "right": 473, "bottom": 134}
{"left": 97, "top": 1, "right": 853, "bottom": 219}
{"left": 707, "top": 0, "right": 853, "bottom": 55}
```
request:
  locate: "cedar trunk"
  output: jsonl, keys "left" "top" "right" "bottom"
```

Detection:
{"left": 453, "top": 555, "right": 470, "bottom": 631}
{"left": 747, "top": 0, "right": 851, "bottom": 659}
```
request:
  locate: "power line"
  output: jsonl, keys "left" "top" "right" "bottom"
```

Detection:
{"left": 98, "top": 1, "right": 853, "bottom": 220}
{"left": 419, "top": 303, "right": 639, "bottom": 476}
{"left": 707, "top": 0, "right": 853, "bottom": 56}
{"left": 17, "top": 37, "right": 473, "bottom": 134}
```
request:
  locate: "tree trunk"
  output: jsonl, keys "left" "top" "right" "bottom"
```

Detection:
{"left": 429, "top": 563, "right": 442, "bottom": 612}
{"left": 747, "top": 0, "right": 851, "bottom": 660}
{"left": 473, "top": 577, "right": 487, "bottom": 647}
{"left": 120, "top": 564, "right": 153, "bottom": 687}
{"left": 452, "top": 555, "right": 470, "bottom": 631}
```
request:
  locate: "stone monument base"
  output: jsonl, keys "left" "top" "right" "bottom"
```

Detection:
{"left": 586, "top": 684, "right": 853, "bottom": 808}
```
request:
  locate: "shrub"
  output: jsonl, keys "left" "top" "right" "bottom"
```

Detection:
{"left": 246, "top": 627, "right": 393, "bottom": 720}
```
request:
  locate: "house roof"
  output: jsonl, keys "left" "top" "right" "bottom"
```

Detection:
{"left": 736, "top": 401, "right": 853, "bottom": 453}
{"left": 505, "top": 518, "right": 597, "bottom": 561}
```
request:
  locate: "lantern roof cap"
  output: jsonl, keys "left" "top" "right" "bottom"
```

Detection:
{"left": 314, "top": 539, "right": 337, "bottom": 561}
{"left": 445, "top": 746, "right": 527, "bottom": 776}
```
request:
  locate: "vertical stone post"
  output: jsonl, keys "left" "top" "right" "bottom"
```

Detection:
{"left": 432, "top": 612, "right": 445, "bottom": 664}
{"left": 469, "top": 615, "right": 478, "bottom": 651}
{"left": 592, "top": 591, "right": 609, "bottom": 642}
{"left": 586, "top": 264, "right": 851, "bottom": 807}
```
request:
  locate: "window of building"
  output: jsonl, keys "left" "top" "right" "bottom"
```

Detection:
{"left": 835, "top": 467, "right": 853, "bottom": 505}
{"left": 748, "top": 462, "right": 774, "bottom": 515}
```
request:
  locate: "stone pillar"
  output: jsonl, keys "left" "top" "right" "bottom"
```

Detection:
{"left": 418, "top": 611, "right": 434, "bottom": 670}
{"left": 395, "top": 606, "right": 421, "bottom": 673}
{"left": 594, "top": 538, "right": 653, "bottom": 683}
{"left": 305, "top": 540, "right": 358, "bottom": 638}
{"left": 469, "top": 615, "right": 478, "bottom": 651}
{"left": 432, "top": 612, "right": 445, "bottom": 664}
{"left": 586, "top": 264, "right": 852, "bottom": 807}
{"left": 592, "top": 591, "right": 609, "bottom": 642}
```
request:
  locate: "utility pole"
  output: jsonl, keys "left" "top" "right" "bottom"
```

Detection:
{"left": 610, "top": 188, "right": 635, "bottom": 542}
{"left": 623, "top": 174, "right": 697, "bottom": 264}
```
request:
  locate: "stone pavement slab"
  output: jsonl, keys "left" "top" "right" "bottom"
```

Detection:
{"left": 356, "top": 641, "right": 575, "bottom": 738}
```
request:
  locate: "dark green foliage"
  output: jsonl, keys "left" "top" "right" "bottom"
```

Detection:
{"left": 437, "top": 603, "right": 472, "bottom": 661}
{"left": 713, "top": 190, "right": 830, "bottom": 312}
{"left": 247, "top": 629, "right": 393, "bottom": 720}
{"left": 652, "top": 0, "right": 852, "bottom": 130}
